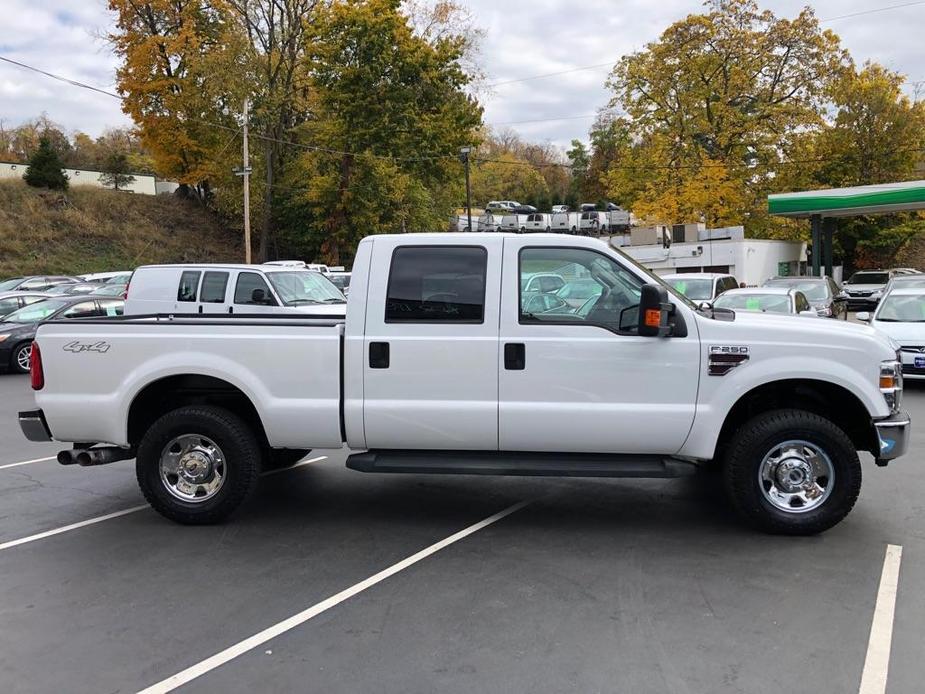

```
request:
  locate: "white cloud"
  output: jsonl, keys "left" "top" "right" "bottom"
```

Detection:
{"left": 0, "top": 0, "right": 923, "bottom": 147}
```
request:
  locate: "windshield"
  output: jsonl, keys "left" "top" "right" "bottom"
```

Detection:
{"left": 266, "top": 271, "right": 345, "bottom": 305}
{"left": 848, "top": 272, "right": 889, "bottom": 285}
{"left": 5, "top": 299, "right": 69, "bottom": 323}
{"left": 328, "top": 275, "right": 351, "bottom": 291}
{"left": 714, "top": 293, "right": 791, "bottom": 314}
{"left": 105, "top": 273, "right": 132, "bottom": 284}
{"left": 0, "top": 278, "right": 23, "bottom": 291}
{"left": 876, "top": 294, "right": 925, "bottom": 322}
{"left": 666, "top": 278, "right": 713, "bottom": 301}
{"left": 764, "top": 279, "right": 827, "bottom": 301}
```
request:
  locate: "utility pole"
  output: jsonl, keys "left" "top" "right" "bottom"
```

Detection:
{"left": 234, "top": 97, "right": 253, "bottom": 263}
{"left": 459, "top": 146, "right": 472, "bottom": 232}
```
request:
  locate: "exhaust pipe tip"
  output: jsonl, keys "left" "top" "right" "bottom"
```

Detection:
{"left": 75, "top": 451, "right": 92, "bottom": 466}
{"left": 57, "top": 450, "right": 77, "bottom": 465}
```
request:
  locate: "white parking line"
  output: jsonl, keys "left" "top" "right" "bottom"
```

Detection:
{"left": 136, "top": 499, "right": 530, "bottom": 694}
{"left": 260, "top": 455, "right": 327, "bottom": 477}
{"left": 859, "top": 544, "right": 903, "bottom": 694}
{"left": 0, "top": 456, "right": 56, "bottom": 470}
{"left": 0, "top": 505, "right": 148, "bottom": 552}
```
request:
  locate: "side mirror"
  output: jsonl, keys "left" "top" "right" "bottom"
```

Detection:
{"left": 638, "top": 284, "right": 672, "bottom": 337}
{"left": 856, "top": 311, "right": 871, "bottom": 322}
{"left": 251, "top": 288, "right": 267, "bottom": 304}
{"left": 698, "top": 300, "right": 713, "bottom": 311}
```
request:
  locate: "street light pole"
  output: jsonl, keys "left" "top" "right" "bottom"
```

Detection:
{"left": 460, "top": 146, "right": 472, "bottom": 232}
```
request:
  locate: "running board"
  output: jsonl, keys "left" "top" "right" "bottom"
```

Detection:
{"left": 346, "top": 450, "right": 699, "bottom": 478}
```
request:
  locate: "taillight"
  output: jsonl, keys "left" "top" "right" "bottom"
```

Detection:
{"left": 30, "top": 342, "right": 44, "bottom": 390}
{"left": 122, "top": 282, "right": 130, "bottom": 300}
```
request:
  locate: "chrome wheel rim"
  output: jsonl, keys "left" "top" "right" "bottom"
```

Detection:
{"left": 758, "top": 440, "right": 834, "bottom": 514}
{"left": 15, "top": 345, "right": 30, "bottom": 372}
{"left": 159, "top": 434, "right": 226, "bottom": 503}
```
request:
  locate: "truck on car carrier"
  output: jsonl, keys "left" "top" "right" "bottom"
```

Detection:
{"left": 19, "top": 233, "right": 910, "bottom": 535}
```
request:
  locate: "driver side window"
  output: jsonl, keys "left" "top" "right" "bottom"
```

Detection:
{"left": 519, "top": 247, "right": 643, "bottom": 333}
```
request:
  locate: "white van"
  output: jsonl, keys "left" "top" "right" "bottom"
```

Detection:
{"left": 579, "top": 211, "right": 607, "bottom": 235}
{"left": 124, "top": 264, "right": 347, "bottom": 316}
{"left": 551, "top": 212, "right": 579, "bottom": 233}
{"left": 523, "top": 213, "right": 552, "bottom": 232}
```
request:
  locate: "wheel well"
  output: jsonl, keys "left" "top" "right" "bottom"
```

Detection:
{"left": 715, "top": 379, "right": 876, "bottom": 458}
{"left": 127, "top": 375, "right": 267, "bottom": 448}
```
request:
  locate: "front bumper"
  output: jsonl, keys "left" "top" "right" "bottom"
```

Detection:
{"left": 847, "top": 295, "right": 878, "bottom": 310}
{"left": 19, "top": 409, "right": 52, "bottom": 442}
{"left": 873, "top": 411, "right": 911, "bottom": 465}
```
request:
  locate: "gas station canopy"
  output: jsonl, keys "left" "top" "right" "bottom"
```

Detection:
{"left": 769, "top": 180, "right": 925, "bottom": 218}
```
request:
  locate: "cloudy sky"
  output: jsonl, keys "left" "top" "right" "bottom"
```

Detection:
{"left": 1, "top": 0, "right": 924, "bottom": 150}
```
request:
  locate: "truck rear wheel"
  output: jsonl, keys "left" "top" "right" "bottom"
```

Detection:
{"left": 723, "top": 409, "right": 861, "bottom": 535}
{"left": 136, "top": 406, "right": 262, "bottom": 525}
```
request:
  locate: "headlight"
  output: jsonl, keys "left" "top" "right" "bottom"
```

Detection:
{"left": 880, "top": 359, "right": 903, "bottom": 412}
{"left": 0, "top": 334, "right": 8, "bottom": 343}
{"left": 816, "top": 306, "right": 833, "bottom": 316}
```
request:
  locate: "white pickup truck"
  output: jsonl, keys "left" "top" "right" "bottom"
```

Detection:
{"left": 20, "top": 234, "right": 910, "bottom": 534}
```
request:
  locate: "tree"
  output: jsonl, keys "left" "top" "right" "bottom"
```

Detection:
{"left": 297, "top": 0, "right": 482, "bottom": 264}
{"left": 23, "top": 137, "right": 68, "bottom": 190}
{"left": 99, "top": 152, "right": 137, "bottom": 190}
{"left": 604, "top": 0, "right": 849, "bottom": 232}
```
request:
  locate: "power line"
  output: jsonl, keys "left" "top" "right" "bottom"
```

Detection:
{"left": 489, "top": 113, "right": 602, "bottom": 126}
{"left": 820, "top": 0, "right": 925, "bottom": 22}
{"left": 0, "top": 55, "right": 121, "bottom": 99}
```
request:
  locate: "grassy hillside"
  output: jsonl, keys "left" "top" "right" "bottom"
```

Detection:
{"left": 0, "top": 180, "right": 243, "bottom": 276}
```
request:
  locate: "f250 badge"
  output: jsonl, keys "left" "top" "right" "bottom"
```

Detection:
{"left": 708, "top": 345, "right": 749, "bottom": 376}
{"left": 63, "top": 340, "right": 111, "bottom": 354}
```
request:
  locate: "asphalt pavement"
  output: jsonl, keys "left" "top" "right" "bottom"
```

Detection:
{"left": 0, "top": 373, "right": 922, "bottom": 694}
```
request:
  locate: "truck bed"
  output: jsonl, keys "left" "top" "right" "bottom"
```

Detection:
{"left": 34, "top": 314, "right": 346, "bottom": 449}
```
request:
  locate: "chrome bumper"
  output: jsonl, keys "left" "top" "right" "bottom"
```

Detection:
{"left": 19, "top": 409, "right": 52, "bottom": 442}
{"left": 873, "top": 412, "right": 911, "bottom": 465}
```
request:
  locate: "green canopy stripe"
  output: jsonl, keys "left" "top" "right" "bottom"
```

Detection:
{"left": 769, "top": 185, "right": 925, "bottom": 215}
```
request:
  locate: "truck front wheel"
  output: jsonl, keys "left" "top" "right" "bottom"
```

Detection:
{"left": 136, "top": 406, "right": 262, "bottom": 525}
{"left": 723, "top": 409, "right": 861, "bottom": 535}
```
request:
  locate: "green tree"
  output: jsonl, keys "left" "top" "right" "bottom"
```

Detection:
{"left": 99, "top": 152, "right": 137, "bottom": 190}
{"left": 23, "top": 137, "right": 68, "bottom": 190}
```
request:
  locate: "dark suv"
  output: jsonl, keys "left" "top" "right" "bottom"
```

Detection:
{"left": 762, "top": 276, "right": 848, "bottom": 319}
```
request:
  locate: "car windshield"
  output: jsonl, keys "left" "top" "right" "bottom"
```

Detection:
{"left": 876, "top": 294, "right": 925, "bottom": 322}
{"left": 4, "top": 299, "right": 69, "bottom": 323}
{"left": 764, "top": 279, "right": 827, "bottom": 301}
{"left": 848, "top": 272, "right": 889, "bottom": 284}
{"left": 93, "top": 284, "right": 126, "bottom": 296}
{"left": 105, "top": 274, "right": 132, "bottom": 284}
{"left": 667, "top": 278, "right": 713, "bottom": 301}
{"left": 0, "top": 278, "right": 23, "bottom": 291}
{"left": 266, "top": 271, "right": 346, "bottom": 305}
{"left": 714, "top": 293, "right": 791, "bottom": 314}
{"left": 328, "top": 275, "right": 351, "bottom": 291}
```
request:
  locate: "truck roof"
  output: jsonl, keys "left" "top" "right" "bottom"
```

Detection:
{"left": 134, "top": 263, "right": 322, "bottom": 273}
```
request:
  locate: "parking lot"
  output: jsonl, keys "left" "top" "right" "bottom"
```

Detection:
{"left": 0, "top": 372, "right": 922, "bottom": 694}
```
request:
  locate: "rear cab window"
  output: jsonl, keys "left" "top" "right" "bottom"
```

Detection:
{"left": 386, "top": 246, "right": 487, "bottom": 323}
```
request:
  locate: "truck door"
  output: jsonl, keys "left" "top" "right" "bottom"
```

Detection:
{"left": 362, "top": 237, "right": 502, "bottom": 450}
{"left": 498, "top": 238, "right": 700, "bottom": 454}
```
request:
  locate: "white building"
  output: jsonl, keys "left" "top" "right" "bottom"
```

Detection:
{"left": 611, "top": 225, "right": 810, "bottom": 286}
{"left": 0, "top": 161, "right": 172, "bottom": 196}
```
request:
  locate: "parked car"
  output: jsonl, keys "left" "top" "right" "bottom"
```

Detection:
{"left": 551, "top": 205, "right": 569, "bottom": 214}
{"left": 124, "top": 264, "right": 347, "bottom": 316}
{"left": 79, "top": 271, "right": 131, "bottom": 283}
{"left": 550, "top": 212, "right": 579, "bottom": 234}
{"left": 520, "top": 272, "right": 565, "bottom": 294}
{"left": 870, "top": 273, "right": 925, "bottom": 303}
{"left": 328, "top": 271, "right": 352, "bottom": 295}
{"left": 579, "top": 211, "right": 607, "bottom": 235}
{"left": 712, "top": 288, "right": 817, "bottom": 316}
{"left": 0, "top": 291, "right": 51, "bottom": 320}
{"left": 843, "top": 270, "right": 896, "bottom": 310}
{"left": 521, "top": 291, "right": 572, "bottom": 316}
{"left": 579, "top": 203, "right": 597, "bottom": 212}
{"left": 663, "top": 273, "right": 738, "bottom": 304}
{"left": 45, "top": 282, "right": 105, "bottom": 296}
{"left": 523, "top": 213, "right": 552, "bottom": 233}
{"left": 555, "top": 278, "right": 603, "bottom": 308}
{"left": 858, "top": 288, "right": 925, "bottom": 379}
{"left": 606, "top": 207, "right": 631, "bottom": 232}
{"left": 0, "top": 296, "right": 124, "bottom": 374}
{"left": 486, "top": 201, "right": 519, "bottom": 214}
{"left": 91, "top": 283, "right": 130, "bottom": 297}
{"left": 512, "top": 204, "right": 538, "bottom": 215}
{"left": 24, "top": 233, "right": 909, "bottom": 535}
{"left": 477, "top": 212, "right": 501, "bottom": 232}
{"left": 0, "top": 276, "right": 80, "bottom": 292}
{"left": 762, "top": 276, "right": 848, "bottom": 319}
{"left": 500, "top": 213, "right": 530, "bottom": 233}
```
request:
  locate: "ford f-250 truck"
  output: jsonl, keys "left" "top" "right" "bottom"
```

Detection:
{"left": 19, "top": 234, "right": 910, "bottom": 535}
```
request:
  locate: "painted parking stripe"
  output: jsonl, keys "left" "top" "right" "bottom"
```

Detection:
{"left": 0, "top": 505, "right": 148, "bottom": 552}
{"left": 0, "top": 455, "right": 328, "bottom": 552}
{"left": 858, "top": 544, "right": 903, "bottom": 694}
{"left": 0, "top": 456, "right": 56, "bottom": 470}
{"left": 137, "top": 500, "right": 530, "bottom": 694}
{"left": 260, "top": 455, "right": 327, "bottom": 477}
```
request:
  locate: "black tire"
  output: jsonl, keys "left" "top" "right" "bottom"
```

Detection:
{"left": 10, "top": 342, "right": 31, "bottom": 374}
{"left": 264, "top": 449, "right": 311, "bottom": 471}
{"left": 723, "top": 409, "right": 861, "bottom": 535}
{"left": 136, "top": 406, "right": 262, "bottom": 525}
